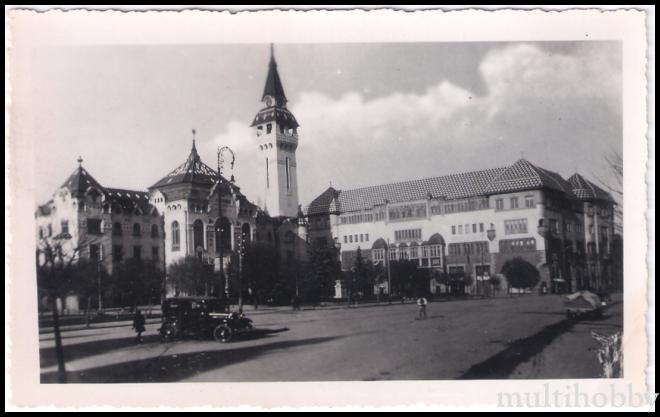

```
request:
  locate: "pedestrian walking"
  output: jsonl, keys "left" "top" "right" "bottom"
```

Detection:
{"left": 416, "top": 296, "right": 428, "bottom": 320}
{"left": 132, "top": 309, "right": 146, "bottom": 344}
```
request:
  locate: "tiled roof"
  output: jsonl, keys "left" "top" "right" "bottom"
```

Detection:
{"left": 104, "top": 187, "right": 153, "bottom": 213}
{"left": 338, "top": 167, "right": 506, "bottom": 213}
{"left": 306, "top": 159, "right": 609, "bottom": 216}
{"left": 250, "top": 107, "right": 299, "bottom": 128}
{"left": 44, "top": 164, "right": 157, "bottom": 215}
{"left": 306, "top": 167, "right": 507, "bottom": 215}
{"left": 150, "top": 141, "right": 219, "bottom": 189}
{"left": 306, "top": 187, "right": 339, "bottom": 216}
{"left": 568, "top": 173, "right": 615, "bottom": 203}
{"left": 61, "top": 166, "right": 105, "bottom": 197}
{"left": 484, "top": 159, "right": 573, "bottom": 195}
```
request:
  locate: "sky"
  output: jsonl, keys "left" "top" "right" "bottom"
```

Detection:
{"left": 31, "top": 41, "right": 622, "bottom": 207}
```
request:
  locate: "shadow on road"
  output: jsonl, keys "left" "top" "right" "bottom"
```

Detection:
{"left": 40, "top": 334, "right": 163, "bottom": 368}
{"left": 41, "top": 335, "right": 343, "bottom": 383}
{"left": 458, "top": 313, "right": 615, "bottom": 379}
{"left": 39, "top": 320, "right": 161, "bottom": 335}
{"left": 40, "top": 331, "right": 111, "bottom": 342}
{"left": 40, "top": 327, "right": 292, "bottom": 369}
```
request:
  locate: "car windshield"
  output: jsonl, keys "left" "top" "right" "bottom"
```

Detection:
{"left": 204, "top": 299, "right": 226, "bottom": 313}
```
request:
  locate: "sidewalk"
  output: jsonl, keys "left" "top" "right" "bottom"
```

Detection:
{"left": 510, "top": 294, "right": 624, "bottom": 379}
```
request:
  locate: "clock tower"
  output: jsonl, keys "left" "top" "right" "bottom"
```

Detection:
{"left": 251, "top": 45, "right": 300, "bottom": 218}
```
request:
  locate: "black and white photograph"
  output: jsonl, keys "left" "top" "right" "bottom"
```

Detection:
{"left": 6, "top": 7, "right": 653, "bottom": 411}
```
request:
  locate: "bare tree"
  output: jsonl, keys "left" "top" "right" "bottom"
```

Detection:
{"left": 594, "top": 146, "right": 623, "bottom": 233}
{"left": 36, "top": 236, "right": 93, "bottom": 383}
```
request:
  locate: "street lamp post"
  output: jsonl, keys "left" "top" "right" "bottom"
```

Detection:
{"left": 386, "top": 238, "right": 392, "bottom": 304}
{"left": 217, "top": 144, "right": 235, "bottom": 308}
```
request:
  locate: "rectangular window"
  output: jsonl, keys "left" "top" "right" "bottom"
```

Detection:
{"left": 285, "top": 157, "right": 291, "bottom": 191}
{"left": 504, "top": 219, "right": 528, "bottom": 235}
{"left": 479, "top": 223, "right": 484, "bottom": 233}
{"left": 465, "top": 224, "right": 470, "bottom": 234}
{"left": 152, "top": 246, "right": 159, "bottom": 261}
{"left": 496, "top": 199, "right": 504, "bottom": 210}
{"left": 61, "top": 220, "right": 69, "bottom": 235}
{"left": 360, "top": 234, "right": 364, "bottom": 242}
{"left": 133, "top": 246, "right": 141, "bottom": 259}
{"left": 266, "top": 123, "right": 272, "bottom": 134}
{"left": 472, "top": 224, "right": 477, "bottom": 233}
{"left": 452, "top": 225, "right": 456, "bottom": 235}
{"left": 430, "top": 244, "right": 443, "bottom": 258}
{"left": 458, "top": 225, "right": 463, "bottom": 234}
{"left": 549, "top": 219, "right": 559, "bottom": 234}
{"left": 389, "top": 246, "right": 397, "bottom": 260}
{"left": 372, "top": 249, "right": 385, "bottom": 262}
{"left": 344, "top": 236, "right": 348, "bottom": 244}
{"left": 394, "top": 228, "right": 422, "bottom": 242}
{"left": 266, "top": 157, "right": 270, "bottom": 188}
{"left": 349, "top": 235, "right": 353, "bottom": 243}
{"left": 422, "top": 246, "right": 430, "bottom": 258}
{"left": 365, "top": 234, "right": 369, "bottom": 242}
{"left": 87, "top": 218, "right": 102, "bottom": 235}
{"left": 525, "top": 197, "right": 534, "bottom": 208}
{"left": 409, "top": 246, "right": 419, "bottom": 259}
{"left": 510, "top": 197, "right": 519, "bottom": 209}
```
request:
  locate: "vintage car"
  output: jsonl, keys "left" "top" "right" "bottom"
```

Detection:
{"left": 159, "top": 297, "right": 254, "bottom": 343}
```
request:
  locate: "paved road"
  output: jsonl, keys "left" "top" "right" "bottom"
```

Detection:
{"left": 39, "top": 294, "right": 622, "bottom": 382}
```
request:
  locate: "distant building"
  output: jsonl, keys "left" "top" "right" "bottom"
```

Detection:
{"left": 306, "top": 159, "right": 619, "bottom": 295}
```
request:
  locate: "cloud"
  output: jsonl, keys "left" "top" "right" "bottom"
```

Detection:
{"left": 201, "top": 43, "right": 621, "bottom": 208}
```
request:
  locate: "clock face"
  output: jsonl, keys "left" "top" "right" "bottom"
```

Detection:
{"left": 265, "top": 95, "right": 275, "bottom": 107}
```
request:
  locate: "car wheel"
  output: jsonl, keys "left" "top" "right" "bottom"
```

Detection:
{"left": 160, "top": 323, "right": 178, "bottom": 342}
{"left": 213, "top": 324, "right": 233, "bottom": 343}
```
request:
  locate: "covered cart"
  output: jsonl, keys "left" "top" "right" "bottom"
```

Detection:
{"left": 564, "top": 291, "right": 603, "bottom": 319}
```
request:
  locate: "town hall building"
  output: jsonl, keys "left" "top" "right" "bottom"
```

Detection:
{"left": 36, "top": 46, "right": 308, "bottom": 307}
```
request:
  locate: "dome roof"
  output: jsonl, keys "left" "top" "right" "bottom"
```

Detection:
{"left": 150, "top": 140, "right": 219, "bottom": 189}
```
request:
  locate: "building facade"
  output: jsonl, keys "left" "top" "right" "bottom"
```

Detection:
{"left": 35, "top": 159, "right": 165, "bottom": 311}
{"left": 306, "top": 159, "right": 618, "bottom": 296}
{"left": 36, "top": 46, "right": 309, "bottom": 306}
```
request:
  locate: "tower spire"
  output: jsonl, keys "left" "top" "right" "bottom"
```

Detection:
{"left": 192, "top": 128, "right": 197, "bottom": 152}
{"left": 261, "top": 43, "right": 287, "bottom": 107}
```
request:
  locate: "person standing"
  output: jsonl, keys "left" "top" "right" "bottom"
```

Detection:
{"left": 417, "top": 296, "right": 428, "bottom": 320}
{"left": 132, "top": 309, "right": 146, "bottom": 344}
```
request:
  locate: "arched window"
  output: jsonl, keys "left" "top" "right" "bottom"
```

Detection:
{"left": 151, "top": 224, "right": 159, "bottom": 238}
{"left": 113, "top": 222, "right": 123, "bottom": 236}
{"left": 171, "top": 221, "right": 180, "bottom": 251}
{"left": 132, "top": 223, "right": 141, "bottom": 237}
{"left": 193, "top": 219, "right": 204, "bottom": 251}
